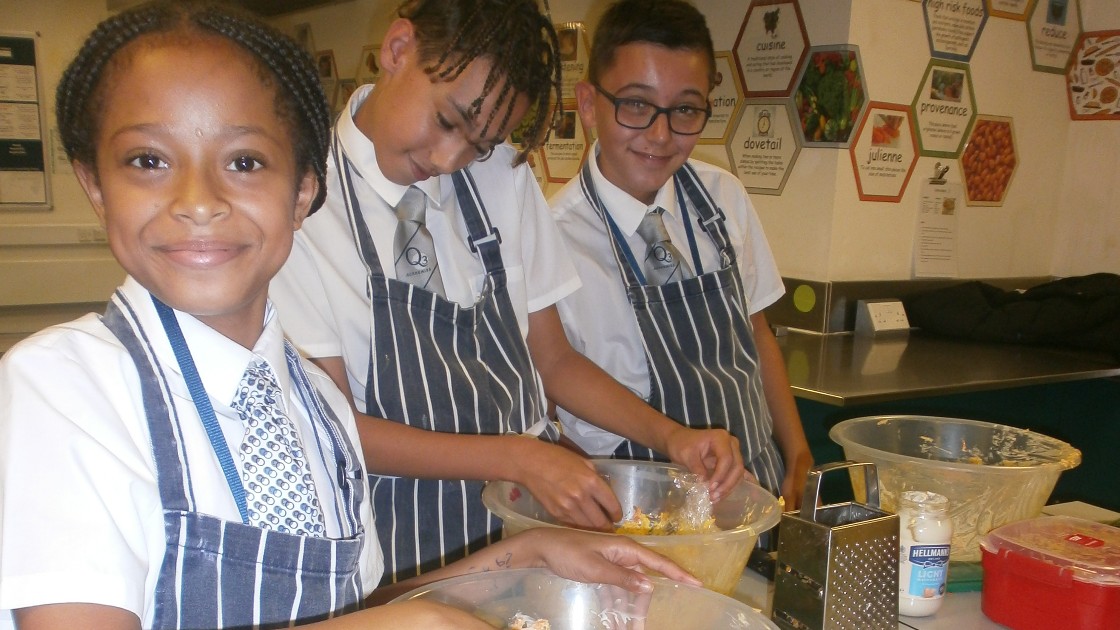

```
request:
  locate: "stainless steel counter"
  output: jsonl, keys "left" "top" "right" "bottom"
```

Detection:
{"left": 777, "top": 330, "right": 1120, "bottom": 406}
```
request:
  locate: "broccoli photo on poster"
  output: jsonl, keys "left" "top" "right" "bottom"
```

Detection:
{"left": 795, "top": 46, "right": 866, "bottom": 146}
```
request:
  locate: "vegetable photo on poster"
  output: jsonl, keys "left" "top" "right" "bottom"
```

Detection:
{"left": 793, "top": 45, "right": 867, "bottom": 147}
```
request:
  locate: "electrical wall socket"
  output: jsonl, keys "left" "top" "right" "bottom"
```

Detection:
{"left": 854, "top": 299, "right": 911, "bottom": 336}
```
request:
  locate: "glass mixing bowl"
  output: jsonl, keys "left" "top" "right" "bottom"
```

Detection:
{"left": 391, "top": 567, "right": 779, "bottom": 629}
{"left": 830, "top": 415, "right": 1081, "bottom": 562}
{"left": 482, "top": 459, "right": 782, "bottom": 594}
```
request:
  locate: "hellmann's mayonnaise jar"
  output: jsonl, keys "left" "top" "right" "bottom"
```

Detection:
{"left": 898, "top": 490, "right": 952, "bottom": 617}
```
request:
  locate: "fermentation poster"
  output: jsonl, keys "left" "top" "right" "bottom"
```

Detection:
{"left": 0, "top": 33, "right": 49, "bottom": 209}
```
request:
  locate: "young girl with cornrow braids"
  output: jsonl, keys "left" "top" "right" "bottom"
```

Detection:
{"left": 0, "top": 2, "right": 699, "bottom": 628}
{"left": 271, "top": 0, "right": 746, "bottom": 585}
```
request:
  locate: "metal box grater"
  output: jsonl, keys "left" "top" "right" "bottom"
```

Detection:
{"left": 771, "top": 461, "right": 899, "bottom": 630}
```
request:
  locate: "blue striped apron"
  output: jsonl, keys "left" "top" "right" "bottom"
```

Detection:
{"left": 102, "top": 293, "right": 367, "bottom": 629}
{"left": 578, "top": 161, "right": 785, "bottom": 496}
{"left": 334, "top": 135, "right": 548, "bottom": 584}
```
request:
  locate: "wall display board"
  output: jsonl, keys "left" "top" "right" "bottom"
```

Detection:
{"left": 912, "top": 59, "right": 977, "bottom": 157}
{"left": 848, "top": 102, "right": 920, "bottom": 202}
{"left": 1027, "top": 0, "right": 1083, "bottom": 73}
{"left": 556, "top": 22, "right": 590, "bottom": 104}
{"left": 356, "top": 43, "right": 381, "bottom": 86}
{"left": 987, "top": 0, "right": 1031, "bottom": 20}
{"left": 792, "top": 45, "right": 868, "bottom": 148}
{"left": 959, "top": 115, "right": 1017, "bottom": 205}
{"left": 728, "top": 98, "right": 801, "bottom": 196}
{"left": 0, "top": 33, "right": 50, "bottom": 210}
{"left": 316, "top": 49, "right": 338, "bottom": 110}
{"left": 1066, "top": 30, "right": 1120, "bottom": 120}
{"left": 734, "top": 0, "right": 809, "bottom": 98}
{"left": 923, "top": 0, "right": 988, "bottom": 61}
{"left": 540, "top": 108, "right": 589, "bottom": 184}
{"left": 699, "top": 52, "right": 745, "bottom": 145}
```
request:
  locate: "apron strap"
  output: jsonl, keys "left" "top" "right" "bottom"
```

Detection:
{"left": 452, "top": 167, "right": 507, "bottom": 278}
{"left": 152, "top": 296, "right": 252, "bottom": 524}
{"left": 578, "top": 160, "right": 735, "bottom": 286}
{"left": 673, "top": 162, "right": 736, "bottom": 267}
{"left": 335, "top": 131, "right": 385, "bottom": 280}
{"left": 284, "top": 341, "right": 366, "bottom": 537}
{"left": 579, "top": 160, "right": 646, "bottom": 288}
{"left": 101, "top": 295, "right": 195, "bottom": 513}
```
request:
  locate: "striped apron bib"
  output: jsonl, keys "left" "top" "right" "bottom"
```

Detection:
{"left": 103, "top": 294, "right": 367, "bottom": 629}
{"left": 334, "top": 137, "right": 548, "bottom": 584}
{"left": 578, "top": 161, "right": 785, "bottom": 496}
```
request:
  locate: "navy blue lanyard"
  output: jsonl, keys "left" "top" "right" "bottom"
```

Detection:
{"left": 596, "top": 181, "right": 705, "bottom": 282}
{"left": 152, "top": 296, "right": 250, "bottom": 524}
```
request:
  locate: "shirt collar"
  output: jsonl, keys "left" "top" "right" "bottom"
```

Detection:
{"left": 587, "top": 141, "right": 681, "bottom": 236}
{"left": 119, "top": 277, "right": 292, "bottom": 414}
{"left": 337, "top": 83, "right": 442, "bottom": 211}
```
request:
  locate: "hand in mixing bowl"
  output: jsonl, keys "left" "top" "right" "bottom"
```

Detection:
{"left": 514, "top": 528, "right": 704, "bottom": 593}
{"left": 661, "top": 425, "right": 745, "bottom": 502}
{"left": 368, "top": 526, "right": 702, "bottom": 606}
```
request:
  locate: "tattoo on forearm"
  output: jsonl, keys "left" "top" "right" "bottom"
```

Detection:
{"left": 496, "top": 552, "right": 513, "bottom": 568}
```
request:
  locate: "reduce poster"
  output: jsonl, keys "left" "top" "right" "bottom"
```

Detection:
{"left": 0, "top": 33, "right": 50, "bottom": 210}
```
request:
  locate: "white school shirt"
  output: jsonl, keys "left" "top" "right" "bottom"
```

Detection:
{"left": 0, "top": 277, "right": 381, "bottom": 626}
{"left": 270, "top": 84, "right": 580, "bottom": 412}
{"left": 550, "top": 147, "right": 785, "bottom": 454}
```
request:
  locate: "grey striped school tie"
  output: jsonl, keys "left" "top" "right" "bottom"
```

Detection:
{"left": 636, "top": 207, "right": 693, "bottom": 285}
{"left": 393, "top": 186, "right": 445, "bottom": 295}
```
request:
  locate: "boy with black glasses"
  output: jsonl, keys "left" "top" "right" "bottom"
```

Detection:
{"left": 550, "top": 0, "right": 813, "bottom": 518}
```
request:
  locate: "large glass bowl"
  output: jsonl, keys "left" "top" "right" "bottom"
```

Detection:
{"left": 482, "top": 459, "right": 782, "bottom": 594}
{"left": 829, "top": 415, "right": 1081, "bottom": 562}
{"left": 390, "top": 567, "right": 779, "bottom": 629}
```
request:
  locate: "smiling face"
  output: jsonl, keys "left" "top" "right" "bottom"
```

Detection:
{"left": 354, "top": 18, "right": 530, "bottom": 185}
{"left": 576, "top": 42, "right": 711, "bottom": 205}
{"left": 75, "top": 35, "right": 316, "bottom": 347}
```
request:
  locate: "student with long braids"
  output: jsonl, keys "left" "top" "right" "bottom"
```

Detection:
{"left": 270, "top": 0, "right": 745, "bottom": 585}
{"left": 0, "top": 2, "right": 700, "bottom": 628}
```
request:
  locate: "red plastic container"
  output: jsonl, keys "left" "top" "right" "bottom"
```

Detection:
{"left": 980, "top": 516, "right": 1120, "bottom": 630}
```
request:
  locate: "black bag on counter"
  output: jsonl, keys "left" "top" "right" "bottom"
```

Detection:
{"left": 902, "top": 273, "right": 1120, "bottom": 360}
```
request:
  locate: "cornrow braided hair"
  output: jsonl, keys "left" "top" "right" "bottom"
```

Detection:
{"left": 55, "top": 0, "right": 332, "bottom": 213}
{"left": 398, "top": 0, "right": 563, "bottom": 166}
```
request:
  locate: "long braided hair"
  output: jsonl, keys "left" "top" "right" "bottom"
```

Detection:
{"left": 56, "top": 1, "right": 333, "bottom": 213}
{"left": 399, "top": 0, "right": 563, "bottom": 165}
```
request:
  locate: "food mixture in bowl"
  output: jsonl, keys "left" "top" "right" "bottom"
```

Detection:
{"left": 615, "top": 473, "right": 718, "bottom": 535}
{"left": 507, "top": 613, "right": 550, "bottom": 629}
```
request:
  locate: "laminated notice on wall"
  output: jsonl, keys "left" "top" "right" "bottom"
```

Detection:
{"left": 0, "top": 32, "right": 51, "bottom": 210}
{"left": 914, "top": 170, "right": 960, "bottom": 278}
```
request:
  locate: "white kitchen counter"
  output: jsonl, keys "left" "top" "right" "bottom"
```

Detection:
{"left": 733, "top": 569, "right": 1007, "bottom": 629}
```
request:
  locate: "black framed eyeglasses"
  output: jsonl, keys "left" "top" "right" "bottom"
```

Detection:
{"left": 593, "top": 84, "right": 711, "bottom": 135}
